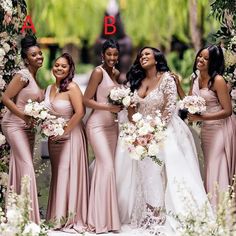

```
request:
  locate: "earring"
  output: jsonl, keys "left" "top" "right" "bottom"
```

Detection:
{"left": 101, "top": 57, "right": 104, "bottom": 64}
{"left": 155, "top": 61, "right": 157, "bottom": 64}
{"left": 116, "top": 60, "right": 119, "bottom": 64}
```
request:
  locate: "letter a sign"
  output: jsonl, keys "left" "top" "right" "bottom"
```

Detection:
{"left": 21, "top": 15, "right": 36, "bottom": 34}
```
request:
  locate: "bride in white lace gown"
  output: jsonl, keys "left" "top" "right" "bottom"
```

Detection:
{"left": 116, "top": 47, "right": 211, "bottom": 235}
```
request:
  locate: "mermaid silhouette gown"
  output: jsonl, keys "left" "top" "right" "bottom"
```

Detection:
{"left": 1, "top": 68, "right": 44, "bottom": 223}
{"left": 192, "top": 76, "right": 236, "bottom": 206}
{"left": 45, "top": 85, "right": 89, "bottom": 232}
{"left": 86, "top": 66, "right": 121, "bottom": 233}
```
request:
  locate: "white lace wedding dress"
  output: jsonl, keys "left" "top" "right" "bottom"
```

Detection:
{"left": 115, "top": 72, "right": 211, "bottom": 235}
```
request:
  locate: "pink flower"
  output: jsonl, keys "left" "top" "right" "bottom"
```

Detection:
{"left": 136, "top": 137, "right": 148, "bottom": 146}
{"left": 3, "top": 12, "right": 12, "bottom": 25}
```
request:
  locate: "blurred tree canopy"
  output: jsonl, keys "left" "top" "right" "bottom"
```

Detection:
{"left": 26, "top": 0, "right": 219, "bottom": 49}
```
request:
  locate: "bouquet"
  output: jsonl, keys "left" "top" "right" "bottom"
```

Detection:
{"left": 40, "top": 116, "right": 67, "bottom": 138}
{"left": 108, "top": 86, "right": 132, "bottom": 107}
{"left": 179, "top": 95, "right": 206, "bottom": 114}
{"left": 24, "top": 99, "right": 50, "bottom": 121}
{"left": 119, "top": 111, "right": 166, "bottom": 165}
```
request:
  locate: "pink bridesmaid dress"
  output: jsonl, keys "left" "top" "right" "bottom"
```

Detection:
{"left": 192, "top": 76, "right": 236, "bottom": 206}
{"left": 45, "top": 85, "right": 89, "bottom": 232}
{"left": 86, "top": 66, "right": 121, "bottom": 233}
{"left": 1, "top": 68, "right": 44, "bottom": 223}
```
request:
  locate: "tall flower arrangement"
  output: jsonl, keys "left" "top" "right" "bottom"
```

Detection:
{"left": 211, "top": 0, "right": 236, "bottom": 114}
{"left": 0, "top": 176, "right": 49, "bottom": 235}
{"left": 0, "top": 0, "right": 27, "bottom": 207}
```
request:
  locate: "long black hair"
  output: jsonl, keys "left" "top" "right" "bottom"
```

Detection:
{"left": 193, "top": 45, "right": 225, "bottom": 88}
{"left": 127, "top": 47, "right": 170, "bottom": 92}
{"left": 55, "top": 53, "right": 75, "bottom": 92}
{"left": 20, "top": 35, "right": 39, "bottom": 60}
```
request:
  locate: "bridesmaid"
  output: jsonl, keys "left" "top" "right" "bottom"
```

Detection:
{"left": 1, "top": 35, "right": 44, "bottom": 223}
{"left": 45, "top": 53, "right": 89, "bottom": 232}
{"left": 83, "top": 39, "right": 122, "bottom": 233}
{"left": 175, "top": 45, "right": 236, "bottom": 206}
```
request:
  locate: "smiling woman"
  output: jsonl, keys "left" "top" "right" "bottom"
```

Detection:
{"left": 1, "top": 35, "right": 44, "bottom": 224}
{"left": 44, "top": 53, "right": 89, "bottom": 233}
{"left": 83, "top": 39, "right": 122, "bottom": 234}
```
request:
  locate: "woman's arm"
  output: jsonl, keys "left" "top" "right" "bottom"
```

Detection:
{"left": 172, "top": 73, "right": 186, "bottom": 99}
{"left": 188, "top": 75, "right": 232, "bottom": 122}
{"left": 161, "top": 75, "right": 178, "bottom": 124}
{"left": 2, "top": 74, "right": 30, "bottom": 122}
{"left": 62, "top": 82, "right": 85, "bottom": 135}
{"left": 83, "top": 67, "right": 121, "bottom": 113}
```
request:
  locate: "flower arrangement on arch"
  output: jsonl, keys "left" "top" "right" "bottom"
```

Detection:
{"left": 211, "top": 0, "right": 236, "bottom": 114}
{"left": 119, "top": 110, "right": 166, "bottom": 166}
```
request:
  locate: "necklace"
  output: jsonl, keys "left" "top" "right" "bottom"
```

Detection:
{"left": 55, "top": 85, "right": 60, "bottom": 93}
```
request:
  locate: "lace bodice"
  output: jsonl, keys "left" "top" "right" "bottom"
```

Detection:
{"left": 134, "top": 72, "right": 177, "bottom": 124}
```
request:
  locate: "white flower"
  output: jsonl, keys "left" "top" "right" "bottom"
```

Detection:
{"left": 22, "top": 222, "right": 41, "bottom": 236}
{"left": 2, "top": 43, "right": 10, "bottom": 53}
{"left": 0, "top": 77, "right": 6, "bottom": 90}
{"left": 122, "top": 96, "right": 131, "bottom": 107}
{"left": 0, "top": 49, "right": 6, "bottom": 58}
{"left": 0, "top": 172, "right": 8, "bottom": 186}
{"left": 148, "top": 143, "right": 159, "bottom": 156}
{"left": 132, "top": 112, "right": 142, "bottom": 122}
{"left": 130, "top": 152, "right": 141, "bottom": 160}
{"left": 6, "top": 208, "right": 23, "bottom": 225}
{"left": 231, "top": 89, "right": 236, "bottom": 100}
{"left": 24, "top": 103, "right": 33, "bottom": 114}
{"left": 135, "top": 145, "right": 146, "bottom": 156}
{"left": 39, "top": 110, "right": 47, "bottom": 120}
{"left": 138, "top": 123, "right": 153, "bottom": 136}
{"left": 0, "top": 133, "right": 6, "bottom": 146}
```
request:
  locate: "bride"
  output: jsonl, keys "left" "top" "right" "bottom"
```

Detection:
{"left": 115, "top": 46, "right": 211, "bottom": 234}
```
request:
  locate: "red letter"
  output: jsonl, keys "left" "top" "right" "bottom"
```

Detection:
{"left": 104, "top": 16, "right": 116, "bottom": 35}
{"left": 21, "top": 15, "right": 36, "bottom": 34}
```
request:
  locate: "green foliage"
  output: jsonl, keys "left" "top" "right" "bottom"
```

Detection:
{"left": 37, "top": 50, "right": 55, "bottom": 89}
{"left": 25, "top": 0, "right": 219, "bottom": 48}
{"left": 167, "top": 49, "right": 195, "bottom": 92}
{"left": 75, "top": 63, "right": 93, "bottom": 74}
{"left": 26, "top": 0, "right": 108, "bottom": 46}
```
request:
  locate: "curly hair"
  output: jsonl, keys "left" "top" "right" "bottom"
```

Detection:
{"left": 192, "top": 45, "right": 225, "bottom": 89}
{"left": 55, "top": 53, "right": 75, "bottom": 92}
{"left": 127, "top": 47, "right": 170, "bottom": 92}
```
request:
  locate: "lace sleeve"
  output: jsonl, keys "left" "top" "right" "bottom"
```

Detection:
{"left": 15, "top": 69, "right": 30, "bottom": 83}
{"left": 161, "top": 74, "right": 177, "bottom": 124}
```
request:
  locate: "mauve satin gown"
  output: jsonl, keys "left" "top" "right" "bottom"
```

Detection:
{"left": 1, "top": 68, "right": 43, "bottom": 223}
{"left": 192, "top": 76, "right": 236, "bottom": 206}
{"left": 45, "top": 85, "right": 89, "bottom": 232}
{"left": 86, "top": 66, "right": 121, "bottom": 233}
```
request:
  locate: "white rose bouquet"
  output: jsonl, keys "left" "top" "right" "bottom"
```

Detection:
{"left": 24, "top": 99, "right": 50, "bottom": 121}
{"left": 119, "top": 111, "right": 166, "bottom": 165}
{"left": 179, "top": 95, "right": 206, "bottom": 114}
{"left": 108, "top": 86, "right": 133, "bottom": 107}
